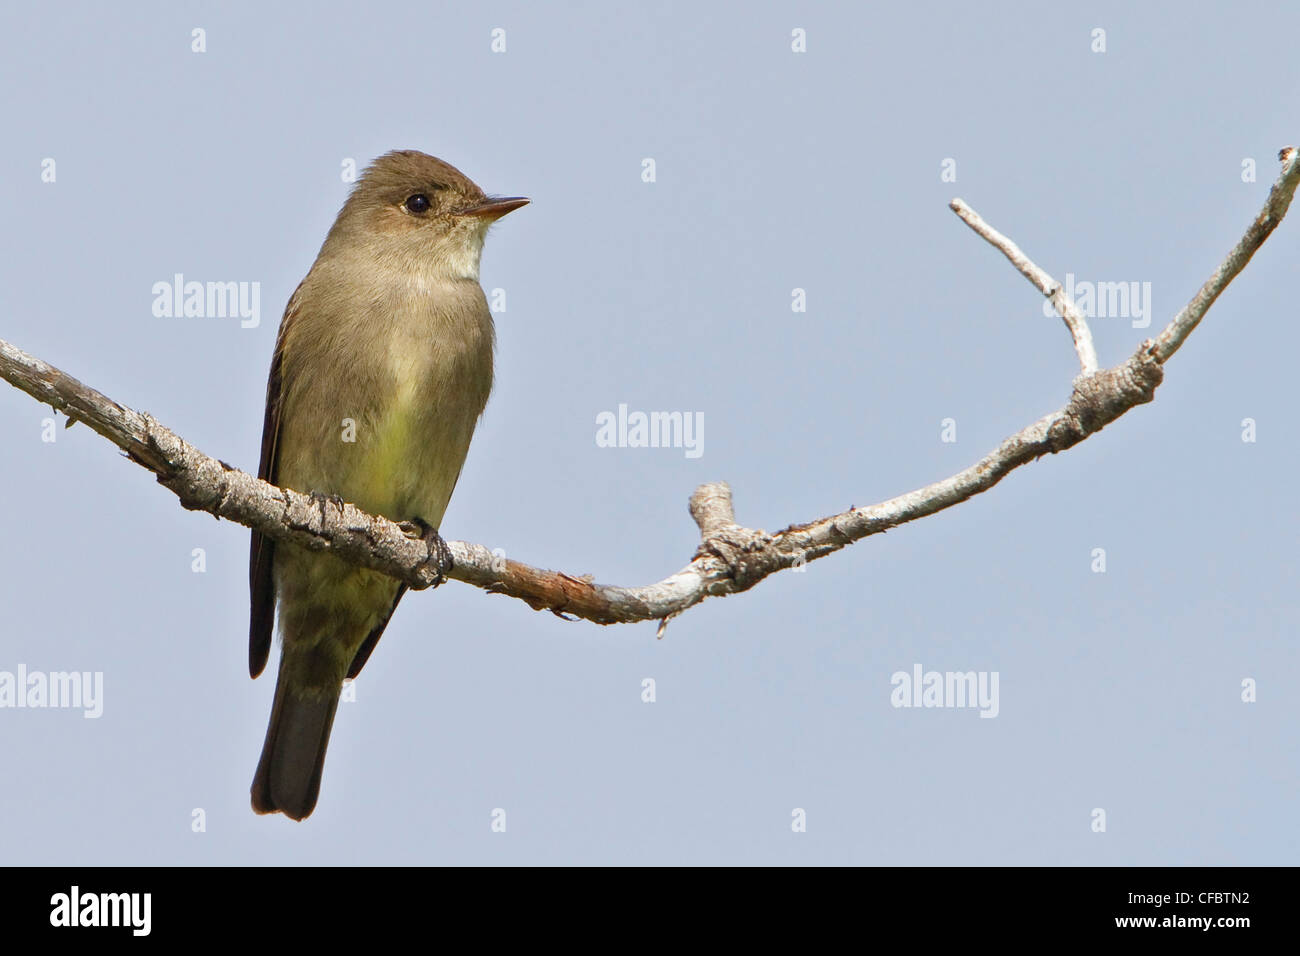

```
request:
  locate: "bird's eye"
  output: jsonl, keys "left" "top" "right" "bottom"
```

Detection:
{"left": 404, "top": 194, "right": 431, "bottom": 214}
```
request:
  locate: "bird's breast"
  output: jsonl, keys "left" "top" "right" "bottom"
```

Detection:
{"left": 276, "top": 274, "right": 494, "bottom": 527}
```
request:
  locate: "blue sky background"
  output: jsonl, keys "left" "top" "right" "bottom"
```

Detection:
{"left": 0, "top": 0, "right": 1296, "bottom": 864}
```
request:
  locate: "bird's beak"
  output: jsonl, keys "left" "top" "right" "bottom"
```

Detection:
{"left": 458, "top": 196, "right": 530, "bottom": 220}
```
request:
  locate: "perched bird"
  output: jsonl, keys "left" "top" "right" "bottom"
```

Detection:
{"left": 248, "top": 150, "right": 526, "bottom": 819}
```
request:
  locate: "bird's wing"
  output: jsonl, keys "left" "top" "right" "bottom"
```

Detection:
{"left": 247, "top": 283, "right": 304, "bottom": 679}
{"left": 345, "top": 584, "right": 407, "bottom": 680}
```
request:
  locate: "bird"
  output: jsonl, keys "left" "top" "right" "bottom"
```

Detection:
{"left": 248, "top": 150, "right": 527, "bottom": 819}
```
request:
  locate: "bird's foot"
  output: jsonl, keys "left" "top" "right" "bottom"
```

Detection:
{"left": 400, "top": 517, "right": 453, "bottom": 588}
{"left": 307, "top": 490, "right": 346, "bottom": 522}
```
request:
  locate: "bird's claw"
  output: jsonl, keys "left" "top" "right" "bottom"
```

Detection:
{"left": 400, "top": 517, "right": 453, "bottom": 588}
{"left": 307, "top": 490, "right": 346, "bottom": 521}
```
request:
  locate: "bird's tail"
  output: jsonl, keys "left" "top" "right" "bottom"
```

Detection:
{"left": 251, "top": 652, "right": 341, "bottom": 821}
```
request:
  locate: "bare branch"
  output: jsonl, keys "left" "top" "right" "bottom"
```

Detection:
{"left": 0, "top": 338, "right": 447, "bottom": 589}
{"left": 1152, "top": 146, "right": 1300, "bottom": 363}
{"left": 2, "top": 147, "right": 1296, "bottom": 627}
{"left": 949, "top": 197, "right": 1099, "bottom": 374}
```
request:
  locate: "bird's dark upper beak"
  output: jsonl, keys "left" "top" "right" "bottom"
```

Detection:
{"left": 458, "top": 196, "right": 529, "bottom": 220}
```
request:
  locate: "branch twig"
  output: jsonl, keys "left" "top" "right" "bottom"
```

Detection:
{"left": 2, "top": 147, "right": 1296, "bottom": 626}
{"left": 949, "top": 197, "right": 1099, "bottom": 374}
